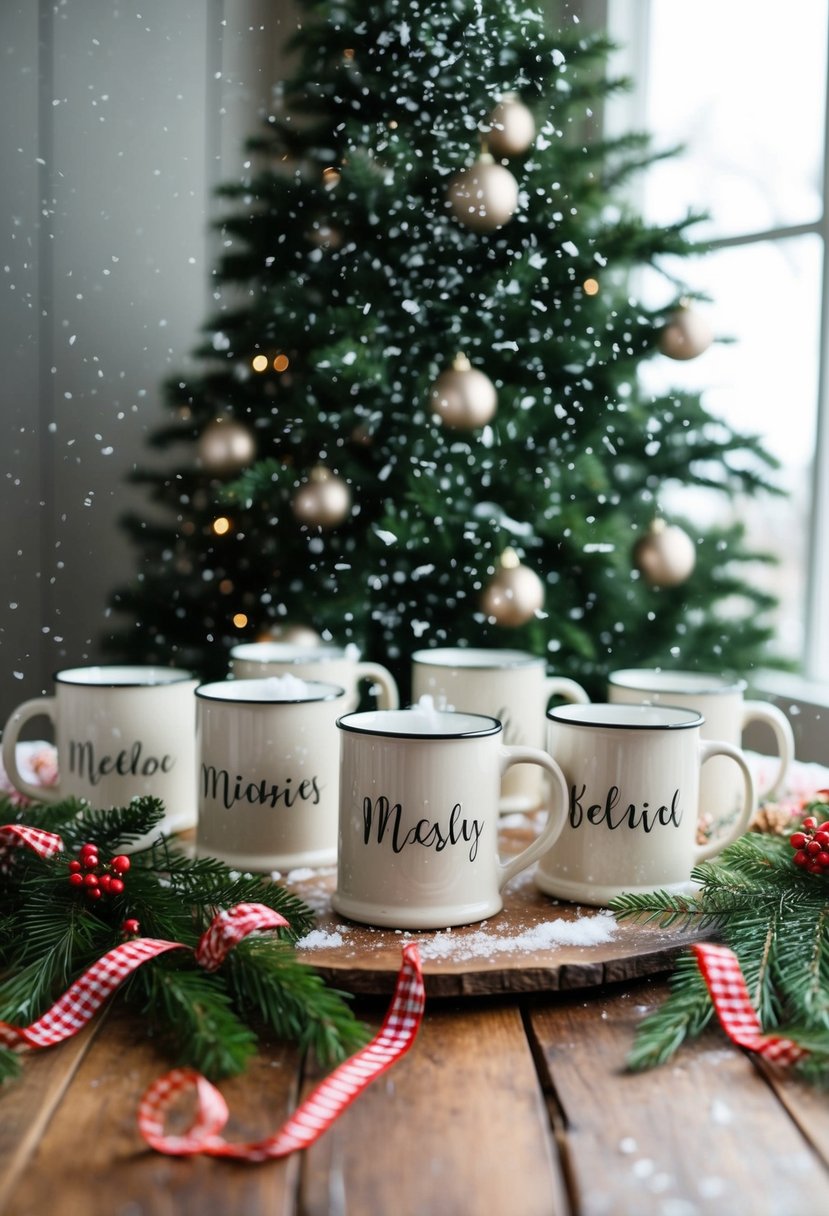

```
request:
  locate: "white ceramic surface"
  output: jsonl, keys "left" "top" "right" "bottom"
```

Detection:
{"left": 333, "top": 706, "right": 568, "bottom": 929}
{"left": 411, "top": 647, "right": 588, "bottom": 812}
{"left": 230, "top": 642, "right": 399, "bottom": 712}
{"left": 1, "top": 666, "right": 198, "bottom": 834}
{"left": 535, "top": 702, "right": 755, "bottom": 906}
{"left": 608, "top": 669, "right": 794, "bottom": 822}
{"left": 195, "top": 678, "right": 346, "bottom": 871}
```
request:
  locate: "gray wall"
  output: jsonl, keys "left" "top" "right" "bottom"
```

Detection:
{"left": 0, "top": 0, "right": 299, "bottom": 727}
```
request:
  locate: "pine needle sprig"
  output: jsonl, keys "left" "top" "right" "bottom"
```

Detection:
{"left": 226, "top": 936, "right": 369, "bottom": 1066}
{"left": 613, "top": 817, "right": 829, "bottom": 1081}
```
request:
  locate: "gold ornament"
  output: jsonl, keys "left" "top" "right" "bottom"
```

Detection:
{"left": 658, "top": 302, "right": 713, "bottom": 361}
{"left": 197, "top": 418, "right": 256, "bottom": 475}
{"left": 291, "top": 465, "right": 352, "bottom": 528}
{"left": 633, "top": 519, "right": 696, "bottom": 588}
{"left": 256, "top": 622, "right": 323, "bottom": 647}
{"left": 486, "top": 94, "right": 536, "bottom": 158}
{"left": 429, "top": 354, "right": 497, "bottom": 429}
{"left": 447, "top": 152, "right": 519, "bottom": 232}
{"left": 481, "top": 548, "right": 545, "bottom": 626}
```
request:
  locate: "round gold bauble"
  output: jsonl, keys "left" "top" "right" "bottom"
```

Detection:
{"left": 658, "top": 303, "right": 713, "bottom": 361}
{"left": 486, "top": 94, "right": 536, "bottom": 158}
{"left": 430, "top": 355, "right": 497, "bottom": 429}
{"left": 481, "top": 549, "right": 545, "bottom": 626}
{"left": 197, "top": 418, "right": 256, "bottom": 475}
{"left": 447, "top": 153, "right": 519, "bottom": 232}
{"left": 291, "top": 465, "right": 352, "bottom": 528}
{"left": 633, "top": 519, "right": 696, "bottom": 588}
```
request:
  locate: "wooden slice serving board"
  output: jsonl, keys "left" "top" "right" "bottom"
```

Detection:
{"left": 282, "top": 822, "right": 710, "bottom": 998}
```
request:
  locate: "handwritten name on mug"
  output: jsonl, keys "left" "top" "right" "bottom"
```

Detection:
{"left": 569, "top": 784, "right": 684, "bottom": 832}
{"left": 362, "top": 795, "right": 483, "bottom": 862}
{"left": 201, "top": 765, "right": 322, "bottom": 811}
{"left": 69, "top": 739, "right": 175, "bottom": 785}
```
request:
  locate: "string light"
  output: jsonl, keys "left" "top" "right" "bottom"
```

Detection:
{"left": 252, "top": 354, "right": 269, "bottom": 373}
{"left": 273, "top": 353, "right": 290, "bottom": 372}
{"left": 583, "top": 278, "right": 600, "bottom": 296}
{"left": 323, "top": 166, "right": 341, "bottom": 188}
{"left": 219, "top": 579, "right": 234, "bottom": 594}
{"left": 232, "top": 612, "right": 249, "bottom": 629}
{"left": 212, "top": 516, "right": 231, "bottom": 536}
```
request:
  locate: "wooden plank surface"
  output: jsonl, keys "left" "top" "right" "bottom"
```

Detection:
{"left": 299, "top": 1000, "right": 567, "bottom": 1216}
{"left": 527, "top": 976, "right": 829, "bottom": 1216}
{"left": 2, "top": 1004, "right": 304, "bottom": 1216}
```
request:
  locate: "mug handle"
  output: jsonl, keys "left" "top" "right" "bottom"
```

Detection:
{"left": 497, "top": 746, "right": 568, "bottom": 888}
{"left": 354, "top": 662, "right": 400, "bottom": 710}
{"left": 543, "top": 676, "right": 590, "bottom": 705}
{"left": 1, "top": 698, "right": 63, "bottom": 804}
{"left": 742, "top": 700, "right": 795, "bottom": 801}
{"left": 694, "top": 739, "right": 756, "bottom": 863}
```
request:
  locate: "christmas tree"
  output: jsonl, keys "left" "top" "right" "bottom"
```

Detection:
{"left": 106, "top": 0, "right": 780, "bottom": 700}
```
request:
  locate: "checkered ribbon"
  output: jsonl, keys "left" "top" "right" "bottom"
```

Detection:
{"left": 137, "top": 942, "right": 425, "bottom": 1161}
{"left": 0, "top": 892, "right": 288, "bottom": 1052}
{"left": 0, "top": 823, "right": 64, "bottom": 861}
{"left": 692, "top": 942, "right": 807, "bottom": 1066}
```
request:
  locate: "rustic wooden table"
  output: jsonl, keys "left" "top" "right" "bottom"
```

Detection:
{"left": 3, "top": 817, "right": 829, "bottom": 1216}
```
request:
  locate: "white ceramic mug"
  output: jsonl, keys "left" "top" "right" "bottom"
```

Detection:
{"left": 607, "top": 669, "right": 794, "bottom": 824}
{"left": 230, "top": 642, "right": 399, "bottom": 712}
{"left": 536, "top": 703, "right": 755, "bottom": 906}
{"left": 333, "top": 705, "right": 568, "bottom": 929}
{"left": 1, "top": 666, "right": 198, "bottom": 833}
{"left": 410, "top": 647, "right": 589, "bottom": 812}
{"left": 195, "top": 677, "right": 347, "bottom": 871}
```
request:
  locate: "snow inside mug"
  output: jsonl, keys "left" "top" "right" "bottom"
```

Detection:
{"left": 410, "top": 647, "right": 589, "bottom": 812}
{"left": 333, "top": 705, "right": 568, "bottom": 929}
{"left": 535, "top": 703, "right": 756, "bottom": 906}
{"left": 195, "top": 676, "right": 346, "bottom": 871}
{"left": 230, "top": 641, "right": 399, "bottom": 712}
{"left": 1, "top": 666, "right": 198, "bottom": 833}
{"left": 607, "top": 669, "right": 794, "bottom": 826}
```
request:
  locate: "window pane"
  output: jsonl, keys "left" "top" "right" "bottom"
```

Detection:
{"left": 638, "top": 236, "right": 822, "bottom": 660}
{"left": 642, "top": 0, "right": 828, "bottom": 239}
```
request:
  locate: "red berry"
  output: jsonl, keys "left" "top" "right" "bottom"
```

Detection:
{"left": 111, "top": 855, "right": 131, "bottom": 874}
{"left": 807, "top": 840, "right": 822, "bottom": 856}
{"left": 86, "top": 887, "right": 103, "bottom": 901}
{"left": 99, "top": 873, "right": 112, "bottom": 892}
{"left": 790, "top": 832, "right": 808, "bottom": 849}
{"left": 68, "top": 872, "right": 84, "bottom": 887}
{"left": 809, "top": 862, "right": 824, "bottom": 874}
{"left": 815, "top": 832, "right": 829, "bottom": 848}
{"left": 83, "top": 872, "right": 99, "bottom": 888}
{"left": 109, "top": 878, "right": 125, "bottom": 895}
{"left": 121, "top": 918, "right": 140, "bottom": 936}
{"left": 80, "top": 842, "right": 97, "bottom": 856}
{"left": 68, "top": 859, "right": 82, "bottom": 873}
{"left": 819, "top": 852, "right": 829, "bottom": 867}
{"left": 82, "top": 854, "right": 99, "bottom": 870}
{"left": 794, "top": 850, "right": 809, "bottom": 867}
{"left": 803, "top": 817, "right": 818, "bottom": 831}
{"left": 819, "top": 821, "right": 829, "bottom": 833}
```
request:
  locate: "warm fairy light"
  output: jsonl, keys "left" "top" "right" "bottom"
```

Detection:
{"left": 273, "top": 353, "right": 290, "bottom": 372}
{"left": 323, "top": 166, "right": 341, "bottom": 187}
{"left": 583, "top": 278, "right": 600, "bottom": 296}
{"left": 219, "top": 578, "right": 234, "bottom": 594}
{"left": 212, "top": 516, "right": 231, "bottom": 536}
{"left": 344, "top": 48, "right": 355, "bottom": 59}
{"left": 232, "top": 612, "right": 249, "bottom": 629}
{"left": 389, "top": 120, "right": 398, "bottom": 129}
{"left": 252, "top": 354, "right": 269, "bottom": 373}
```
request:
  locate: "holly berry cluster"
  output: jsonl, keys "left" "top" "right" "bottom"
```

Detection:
{"left": 789, "top": 815, "right": 829, "bottom": 874}
{"left": 66, "top": 841, "right": 131, "bottom": 901}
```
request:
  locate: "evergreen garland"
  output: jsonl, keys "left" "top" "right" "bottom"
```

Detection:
{"left": 0, "top": 795, "right": 366, "bottom": 1085}
{"left": 611, "top": 798, "right": 829, "bottom": 1082}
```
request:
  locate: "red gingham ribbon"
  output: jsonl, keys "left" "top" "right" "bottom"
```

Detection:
{"left": 0, "top": 824, "right": 63, "bottom": 860}
{"left": 0, "top": 901, "right": 289, "bottom": 1052}
{"left": 137, "top": 941, "right": 425, "bottom": 1160}
{"left": 693, "top": 942, "right": 807, "bottom": 1066}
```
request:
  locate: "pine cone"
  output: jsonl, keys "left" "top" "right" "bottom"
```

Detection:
{"left": 750, "top": 803, "right": 797, "bottom": 836}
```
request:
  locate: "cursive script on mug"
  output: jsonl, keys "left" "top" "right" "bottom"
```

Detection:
{"left": 362, "top": 795, "right": 483, "bottom": 862}
{"left": 202, "top": 765, "right": 321, "bottom": 811}
{"left": 569, "top": 784, "right": 683, "bottom": 832}
{"left": 69, "top": 739, "right": 175, "bottom": 786}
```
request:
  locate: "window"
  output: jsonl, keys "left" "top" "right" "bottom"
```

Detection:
{"left": 606, "top": 0, "right": 829, "bottom": 680}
